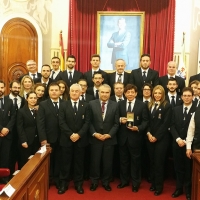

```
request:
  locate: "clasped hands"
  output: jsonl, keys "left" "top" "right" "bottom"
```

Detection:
{"left": 0, "top": 128, "right": 9, "bottom": 137}
{"left": 70, "top": 133, "right": 80, "bottom": 142}
{"left": 121, "top": 117, "right": 138, "bottom": 131}
{"left": 94, "top": 133, "right": 111, "bottom": 141}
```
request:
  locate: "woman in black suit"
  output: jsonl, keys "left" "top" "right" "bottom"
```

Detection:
{"left": 17, "top": 92, "right": 40, "bottom": 168}
{"left": 146, "top": 85, "right": 172, "bottom": 196}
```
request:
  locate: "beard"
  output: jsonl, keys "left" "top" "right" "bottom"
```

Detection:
{"left": 11, "top": 91, "right": 19, "bottom": 96}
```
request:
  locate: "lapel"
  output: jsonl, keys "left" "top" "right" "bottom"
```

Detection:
{"left": 24, "top": 105, "right": 36, "bottom": 122}
{"left": 47, "top": 99, "right": 58, "bottom": 117}
{"left": 137, "top": 68, "right": 144, "bottom": 83}
{"left": 68, "top": 100, "right": 77, "bottom": 120}
{"left": 104, "top": 100, "right": 111, "bottom": 121}
{"left": 146, "top": 69, "right": 153, "bottom": 84}
{"left": 95, "top": 100, "right": 104, "bottom": 122}
{"left": 132, "top": 99, "right": 138, "bottom": 117}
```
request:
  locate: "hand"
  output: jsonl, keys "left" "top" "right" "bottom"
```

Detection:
{"left": 128, "top": 126, "right": 138, "bottom": 132}
{"left": 94, "top": 133, "right": 105, "bottom": 141}
{"left": 41, "top": 140, "right": 47, "bottom": 146}
{"left": 70, "top": 133, "right": 80, "bottom": 142}
{"left": 121, "top": 117, "right": 127, "bottom": 124}
{"left": 186, "top": 149, "right": 192, "bottom": 159}
{"left": 103, "top": 134, "right": 111, "bottom": 140}
{"left": 147, "top": 133, "right": 157, "bottom": 143}
{"left": 1, "top": 128, "right": 9, "bottom": 136}
{"left": 22, "top": 142, "right": 28, "bottom": 148}
{"left": 177, "top": 139, "right": 186, "bottom": 147}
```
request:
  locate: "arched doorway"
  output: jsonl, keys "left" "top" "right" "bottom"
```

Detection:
{"left": 0, "top": 17, "right": 38, "bottom": 92}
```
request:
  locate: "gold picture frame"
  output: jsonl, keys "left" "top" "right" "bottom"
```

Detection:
{"left": 97, "top": 11, "right": 145, "bottom": 72}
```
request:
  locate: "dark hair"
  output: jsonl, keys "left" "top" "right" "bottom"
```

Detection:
{"left": 34, "top": 83, "right": 46, "bottom": 91}
{"left": 140, "top": 54, "right": 150, "bottom": 61}
{"left": 124, "top": 84, "right": 138, "bottom": 93}
{"left": 113, "top": 82, "right": 124, "bottom": 88}
{"left": 67, "top": 55, "right": 76, "bottom": 62}
{"left": 167, "top": 77, "right": 177, "bottom": 84}
{"left": 0, "top": 80, "right": 5, "bottom": 86}
{"left": 78, "top": 79, "right": 88, "bottom": 86}
{"left": 57, "top": 80, "right": 69, "bottom": 100}
{"left": 91, "top": 54, "right": 101, "bottom": 61}
{"left": 182, "top": 87, "right": 194, "bottom": 96}
{"left": 26, "top": 91, "right": 37, "bottom": 99}
{"left": 92, "top": 72, "right": 103, "bottom": 79}
{"left": 189, "top": 80, "right": 199, "bottom": 87}
{"left": 48, "top": 82, "right": 60, "bottom": 91}
{"left": 10, "top": 80, "right": 20, "bottom": 88}
{"left": 51, "top": 56, "right": 60, "bottom": 62}
{"left": 142, "top": 83, "right": 153, "bottom": 92}
{"left": 41, "top": 64, "right": 51, "bottom": 70}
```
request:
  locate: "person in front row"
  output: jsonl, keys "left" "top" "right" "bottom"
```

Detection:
{"left": 171, "top": 87, "right": 195, "bottom": 200}
{"left": 89, "top": 84, "right": 119, "bottom": 192}
{"left": 17, "top": 92, "right": 40, "bottom": 168}
{"left": 146, "top": 85, "right": 172, "bottom": 196}
{"left": 58, "top": 84, "right": 90, "bottom": 195}
{"left": 117, "top": 84, "right": 149, "bottom": 192}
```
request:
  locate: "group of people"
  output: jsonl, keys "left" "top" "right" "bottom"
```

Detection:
{"left": 0, "top": 53, "right": 199, "bottom": 200}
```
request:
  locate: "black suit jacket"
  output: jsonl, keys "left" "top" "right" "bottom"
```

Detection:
{"left": 37, "top": 98, "right": 63, "bottom": 143}
{"left": 86, "top": 87, "right": 98, "bottom": 99}
{"left": 51, "top": 71, "right": 62, "bottom": 80}
{"left": 59, "top": 100, "right": 90, "bottom": 147}
{"left": 159, "top": 75, "right": 185, "bottom": 95}
{"left": 56, "top": 70, "right": 83, "bottom": 87}
{"left": 83, "top": 69, "right": 108, "bottom": 87}
{"left": 148, "top": 102, "right": 172, "bottom": 141}
{"left": 129, "top": 68, "right": 159, "bottom": 98}
{"left": 17, "top": 104, "right": 38, "bottom": 145}
{"left": 170, "top": 104, "right": 196, "bottom": 142}
{"left": 89, "top": 99, "right": 119, "bottom": 145}
{"left": 165, "top": 94, "right": 183, "bottom": 107}
{"left": 34, "top": 78, "right": 53, "bottom": 98}
{"left": 0, "top": 96, "right": 16, "bottom": 139}
{"left": 110, "top": 95, "right": 126, "bottom": 102}
{"left": 189, "top": 73, "right": 200, "bottom": 84}
{"left": 109, "top": 71, "right": 130, "bottom": 94}
{"left": 118, "top": 99, "right": 149, "bottom": 146}
{"left": 84, "top": 94, "right": 95, "bottom": 103}
{"left": 19, "top": 72, "right": 41, "bottom": 82}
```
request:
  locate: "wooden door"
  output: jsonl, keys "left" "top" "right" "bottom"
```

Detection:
{"left": 0, "top": 18, "right": 38, "bottom": 93}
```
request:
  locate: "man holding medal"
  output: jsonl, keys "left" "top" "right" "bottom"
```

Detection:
{"left": 117, "top": 84, "right": 149, "bottom": 192}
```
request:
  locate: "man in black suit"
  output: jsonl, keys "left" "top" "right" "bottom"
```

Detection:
{"left": 78, "top": 79, "right": 94, "bottom": 102}
{"left": 129, "top": 54, "right": 159, "bottom": 98}
{"left": 19, "top": 60, "right": 41, "bottom": 82}
{"left": 56, "top": 55, "right": 83, "bottom": 87}
{"left": 50, "top": 57, "right": 62, "bottom": 80}
{"left": 0, "top": 81, "right": 16, "bottom": 182}
{"left": 7, "top": 81, "right": 25, "bottom": 176}
{"left": 117, "top": 84, "right": 149, "bottom": 192}
{"left": 58, "top": 84, "right": 90, "bottom": 195}
{"left": 110, "top": 82, "right": 125, "bottom": 102}
{"left": 109, "top": 59, "right": 130, "bottom": 95}
{"left": 83, "top": 54, "right": 108, "bottom": 87}
{"left": 171, "top": 87, "right": 195, "bottom": 200}
{"left": 89, "top": 84, "right": 119, "bottom": 192}
{"left": 37, "top": 83, "right": 63, "bottom": 188}
{"left": 86, "top": 72, "right": 104, "bottom": 99}
{"left": 189, "top": 73, "right": 200, "bottom": 84}
{"left": 34, "top": 64, "right": 53, "bottom": 98}
{"left": 159, "top": 61, "right": 185, "bottom": 95}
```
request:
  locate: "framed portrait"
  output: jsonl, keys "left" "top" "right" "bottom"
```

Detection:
{"left": 97, "top": 11, "right": 145, "bottom": 71}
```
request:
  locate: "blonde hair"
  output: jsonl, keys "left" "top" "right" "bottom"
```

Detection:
{"left": 20, "top": 75, "right": 34, "bottom": 97}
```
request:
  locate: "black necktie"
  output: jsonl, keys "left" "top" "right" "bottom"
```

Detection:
{"left": 0, "top": 98, "right": 4, "bottom": 110}
{"left": 183, "top": 107, "right": 188, "bottom": 120}
{"left": 117, "top": 74, "right": 122, "bottom": 82}
{"left": 31, "top": 109, "right": 36, "bottom": 118}
{"left": 95, "top": 90, "right": 99, "bottom": 99}
{"left": 73, "top": 102, "right": 77, "bottom": 114}
{"left": 118, "top": 98, "right": 122, "bottom": 102}
{"left": 81, "top": 94, "right": 85, "bottom": 101}
{"left": 143, "top": 71, "right": 146, "bottom": 81}
{"left": 51, "top": 71, "right": 55, "bottom": 79}
{"left": 171, "top": 96, "right": 175, "bottom": 107}
{"left": 69, "top": 72, "right": 72, "bottom": 82}
{"left": 127, "top": 102, "right": 132, "bottom": 112}
{"left": 53, "top": 102, "right": 58, "bottom": 115}
{"left": 32, "top": 74, "right": 36, "bottom": 79}
{"left": 14, "top": 98, "right": 18, "bottom": 110}
{"left": 145, "top": 100, "right": 149, "bottom": 104}
{"left": 152, "top": 103, "right": 158, "bottom": 116}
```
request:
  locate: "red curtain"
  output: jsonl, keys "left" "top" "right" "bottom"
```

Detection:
{"left": 67, "top": 0, "right": 175, "bottom": 76}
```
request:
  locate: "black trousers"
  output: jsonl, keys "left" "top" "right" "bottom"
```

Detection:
{"left": 90, "top": 143, "right": 114, "bottom": 185}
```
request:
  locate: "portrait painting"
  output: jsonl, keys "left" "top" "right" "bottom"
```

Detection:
{"left": 97, "top": 11, "right": 145, "bottom": 71}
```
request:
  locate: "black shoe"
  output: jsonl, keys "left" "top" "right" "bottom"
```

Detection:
{"left": 117, "top": 183, "right": 129, "bottom": 189}
{"left": 58, "top": 186, "right": 68, "bottom": 194}
{"left": 154, "top": 190, "right": 162, "bottom": 196}
{"left": 90, "top": 183, "right": 98, "bottom": 191}
{"left": 75, "top": 186, "right": 84, "bottom": 194}
{"left": 149, "top": 185, "right": 156, "bottom": 191}
{"left": 102, "top": 184, "right": 112, "bottom": 191}
{"left": 171, "top": 189, "right": 183, "bottom": 198}
{"left": 132, "top": 185, "right": 139, "bottom": 193}
{"left": 186, "top": 193, "right": 191, "bottom": 200}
